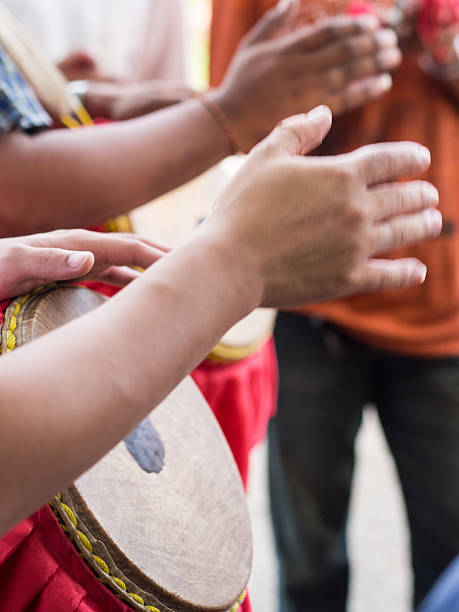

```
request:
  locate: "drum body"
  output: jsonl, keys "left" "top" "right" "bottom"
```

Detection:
{"left": 0, "top": 285, "right": 252, "bottom": 612}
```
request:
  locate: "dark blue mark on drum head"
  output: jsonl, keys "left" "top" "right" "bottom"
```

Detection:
{"left": 124, "top": 419, "right": 165, "bottom": 474}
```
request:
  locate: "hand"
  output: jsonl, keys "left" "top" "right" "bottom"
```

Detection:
{"left": 0, "top": 230, "right": 169, "bottom": 300}
{"left": 57, "top": 52, "right": 104, "bottom": 82}
{"left": 205, "top": 106, "right": 441, "bottom": 308}
{"left": 212, "top": 0, "right": 402, "bottom": 152}
{"left": 84, "top": 81, "right": 199, "bottom": 121}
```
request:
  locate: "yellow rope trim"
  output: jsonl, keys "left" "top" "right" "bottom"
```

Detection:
{"left": 129, "top": 593, "right": 145, "bottom": 605}
{"left": 61, "top": 503, "right": 77, "bottom": 528}
{"left": 1, "top": 287, "right": 53, "bottom": 355}
{"left": 50, "top": 496, "right": 174, "bottom": 611}
{"left": 113, "top": 577, "right": 127, "bottom": 592}
{"left": 77, "top": 529, "right": 93, "bottom": 553}
{"left": 93, "top": 555, "right": 110, "bottom": 575}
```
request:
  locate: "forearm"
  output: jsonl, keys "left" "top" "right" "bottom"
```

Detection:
{"left": 0, "top": 99, "right": 231, "bottom": 236}
{"left": 0, "top": 227, "right": 258, "bottom": 535}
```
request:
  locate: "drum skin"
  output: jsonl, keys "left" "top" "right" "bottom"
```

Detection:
{"left": 2, "top": 285, "right": 252, "bottom": 612}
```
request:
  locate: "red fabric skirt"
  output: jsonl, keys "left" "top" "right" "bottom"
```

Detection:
{"left": 0, "top": 286, "right": 277, "bottom": 612}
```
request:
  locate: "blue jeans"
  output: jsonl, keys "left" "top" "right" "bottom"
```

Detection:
{"left": 269, "top": 312, "right": 459, "bottom": 611}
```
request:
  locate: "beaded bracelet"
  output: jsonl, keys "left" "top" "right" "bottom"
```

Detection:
{"left": 198, "top": 92, "right": 241, "bottom": 155}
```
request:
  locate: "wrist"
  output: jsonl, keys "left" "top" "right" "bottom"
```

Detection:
{"left": 188, "top": 224, "right": 263, "bottom": 317}
{"left": 206, "top": 88, "right": 251, "bottom": 153}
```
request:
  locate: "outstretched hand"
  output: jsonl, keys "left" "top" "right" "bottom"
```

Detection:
{"left": 0, "top": 230, "right": 168, "bottom": 300}
{"left": 212, "top": 0, "right": 401, "bottom": 152}
{"left": 206, "top": 106, "right": 441, "bottom": 308}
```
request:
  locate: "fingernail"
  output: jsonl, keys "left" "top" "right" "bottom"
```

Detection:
{"left": 414, "top": 144, "right": 431, "bottom": 166}
{"left": 425, "top": 184, "right": 439, "bottom": 205}
{"left": 67, "top": 252, "right": 91, "bottom": 268}
{"left": 375, "top": 28, "right": 397, "bottom": 47}
{"left": 425, "top": 208, "right": 443, "bottom": 235}
{"left": 356, "top": 15, "right": 379, "bottom": 30}
{"left": 308, "top": 105, "right": 332, "bottom": 123}
{"left": 377, "top": 73, "right": 392, "bottom": 92}
{"left": 413, "top": 264, "right": 427, "bottom": 284}
{"left": 377, "top": 47, "right": 402, "bottom": 69}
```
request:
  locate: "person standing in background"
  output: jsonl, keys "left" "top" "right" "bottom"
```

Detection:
{"left": 211, "top": 0, "right": 459, "bottom": 610}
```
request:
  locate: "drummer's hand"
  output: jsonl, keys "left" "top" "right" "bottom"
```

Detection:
{"left": 84, "top": 80, "right": 199, "bottom": 121}
{"left": 0, "top": 230, "right": 169, "bottom": 300}
{"left": 206, "top": 106, "right": 441, "bottom": 308}
{"left": 211, "top": 0, "right": 401, "bottom": 152}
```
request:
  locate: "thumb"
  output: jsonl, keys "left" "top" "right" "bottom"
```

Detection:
{"left": 28, "top": 248, "right": 95, "bottom": 282}
{"left": 255, "top": 106, "right": 332, "bottom": 157}
{"left": 242, "top": 0, "right": 298, "bottom": 47}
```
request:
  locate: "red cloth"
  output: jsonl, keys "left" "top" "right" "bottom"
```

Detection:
{"left": 0, "top": 506, "right": 132, "bottom": 612}
{"left": 192, "top": 338, "right": 278, "bottom": 488}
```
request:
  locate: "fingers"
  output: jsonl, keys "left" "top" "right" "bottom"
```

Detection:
{"left": 93, "top": 240, "right": 165, "bottom": 270}
{"left": 112, "top": 233, "right": 171, "bottom": 253}
{"left": 255, "top": 106, "right": 332, "bottom": 156}
{"left": 353, "top": 258, "right": 428, "bottom": 292}
{"left": 242, "top": 0, "right": 298, "bottom": 47}
{"left": 370, "top": 181, "right": 439, "bottom": 221}
{"left": 327, "top": 73, "right": 392, "bottom": 115}
{"left": 282, "top": 14, "right": 379, "bottom": 53}
{"left": 372, "top": 207, "right": 442, "bottom": 253}
{"left": 310, "top": 27, "right": 398, "bottom": 73}
{"left": 93, "top": 266, "right": 143, "bottom": 287}
{"left": 349, "top": 142, "right": 431, "bottom": 186}
{"left": 16, "top": 246, "right": 96, "bottom": 284}
{"left": 26, "top": 230, "right": 169, "bottom": 269}
{"left": 322, "top": 46, "right": 401, "bottom": 91}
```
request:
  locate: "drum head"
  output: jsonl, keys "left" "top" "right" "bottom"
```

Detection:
{"left": 3, "top": 285, "right": 252, "bottom": 611}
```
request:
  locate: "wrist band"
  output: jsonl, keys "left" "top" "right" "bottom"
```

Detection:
{"left": 199, "top": 92, "right": 241, "bottom": 155}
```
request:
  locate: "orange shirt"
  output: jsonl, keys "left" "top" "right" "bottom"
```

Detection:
{"left": 211, "top": 1, "right": 459, "bottom": 357}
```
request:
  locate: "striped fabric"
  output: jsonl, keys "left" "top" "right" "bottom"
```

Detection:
{"left": 0, "top": 43, "right": 51, "bottom": 134}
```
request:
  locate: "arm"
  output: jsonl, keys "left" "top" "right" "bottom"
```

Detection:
{"left": 0, "top": 108, "right": 442, "bottom": 535}
{"left": 0, "top": 10, "right": 401, "bottom": 236}
{"left": 82, "top": 80, "right": 199, "bottom": 120}
{"left": 0, "top": 99, "right": 230, "bottom": 235}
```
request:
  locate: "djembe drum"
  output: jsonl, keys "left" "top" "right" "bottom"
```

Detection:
{"left": 0, "top": 285, "right": 252, "bottom": 612}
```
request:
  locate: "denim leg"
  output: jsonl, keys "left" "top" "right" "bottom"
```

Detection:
{"left": 269, "top": 313, "right": 371, "bottom": 612}
{"left": 375, "top": 354, "right": 459, "bottom": 608}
